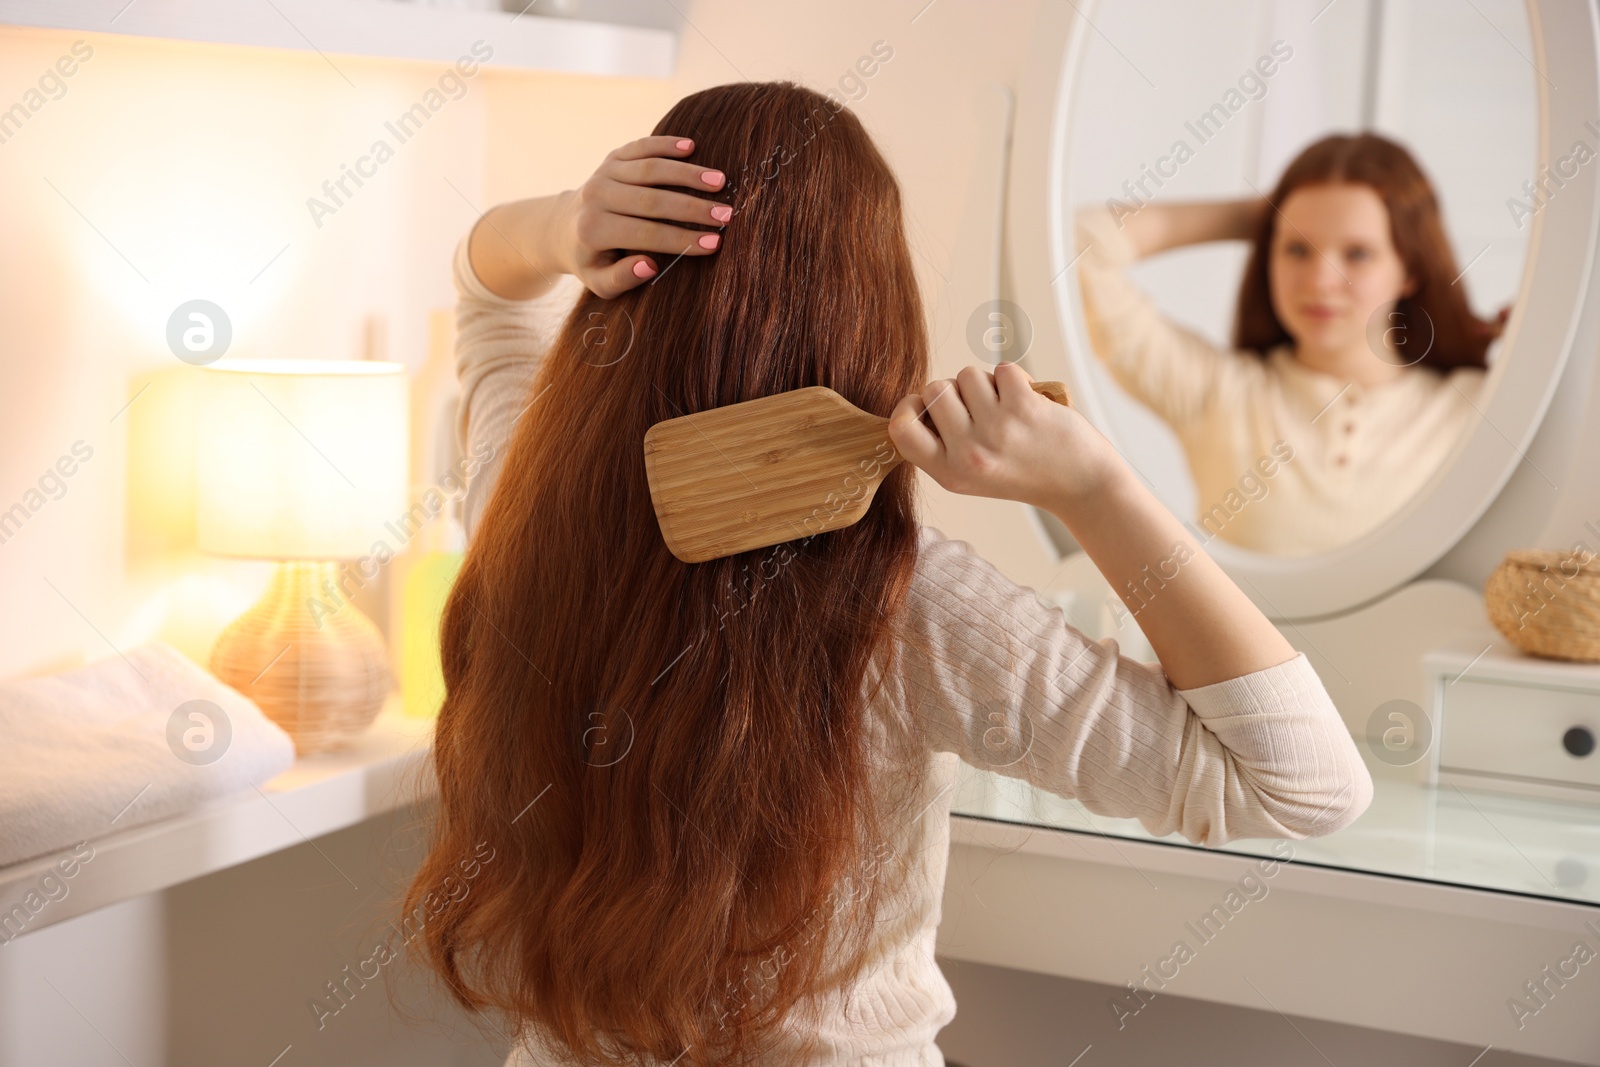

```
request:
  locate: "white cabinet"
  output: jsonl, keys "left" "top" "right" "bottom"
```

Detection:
{"left": 1425, "top": 636, "right": 1600, "bottom": 802}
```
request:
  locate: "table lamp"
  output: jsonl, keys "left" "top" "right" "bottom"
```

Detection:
{"left": 197, "top": 359, "right": 408, "bottom": 755}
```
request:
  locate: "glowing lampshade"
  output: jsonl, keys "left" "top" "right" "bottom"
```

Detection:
{"left": 197, "top": 359, "right": 407, "bottom": 559}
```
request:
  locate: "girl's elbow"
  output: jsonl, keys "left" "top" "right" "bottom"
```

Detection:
{"left": 1296, "top": 759, "right": 1375, "bottom": 838}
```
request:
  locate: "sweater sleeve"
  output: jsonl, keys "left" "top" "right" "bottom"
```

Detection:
{"left": 1072, "top": 203, "right": 1262, "bottom": 434}
{"left": 451, "top": 231, "right": 588, "bottom": 542}
{"left": 898, "top": 525, "right": 1374, "bottom": 846}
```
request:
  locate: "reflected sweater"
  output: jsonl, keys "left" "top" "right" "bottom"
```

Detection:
{"left": 1073, "top": 203, "right": 1489, "bottom": 556}
{"left": 449, "top": 233, "right": 1375, "bottom": 1067}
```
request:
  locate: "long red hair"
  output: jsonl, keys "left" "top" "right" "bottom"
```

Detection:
{"left": 1233, "top": 132, "right": 1498, "bottom": 371}
{"left": 397, "top": 81, "right": 933, "bottom": 1067}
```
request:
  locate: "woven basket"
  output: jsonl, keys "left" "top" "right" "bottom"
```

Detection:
{"left": 1484, "top": 548, "right": 1600, "bottom": 662}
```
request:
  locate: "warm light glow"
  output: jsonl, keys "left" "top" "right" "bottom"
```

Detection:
{"left": 66, "top": 113, "right": 305, "bottom": 352}
{"left": 196, "top": 361, "right": 407, "bottom": 560}
{"left": 118, "top": 558, "right": 276, "bottom": 666}
{"left": 208, "top": 358, "right": 403, "bottom": 376}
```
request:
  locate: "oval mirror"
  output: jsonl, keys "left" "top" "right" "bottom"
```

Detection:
{"left": 1009, "top": 0, "right": 1597, "bottom": 619}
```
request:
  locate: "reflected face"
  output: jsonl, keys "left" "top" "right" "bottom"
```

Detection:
{"left": 1268, "top": 183, "right": 1415, "bottom": 359}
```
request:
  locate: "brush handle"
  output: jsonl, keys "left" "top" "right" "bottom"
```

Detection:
{"left": 1029, "top": 380, "right": 1072, "bottom": 406}
{"left": 907, "top": 380, "right": 1072, "bottom": 438}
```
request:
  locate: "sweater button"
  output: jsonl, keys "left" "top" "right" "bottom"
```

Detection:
{"left": 1343, "top": 422, "right": 1355, "bottom": 434}
{"left": 1335, "top": 455, "right": 1349, "bottom": 467}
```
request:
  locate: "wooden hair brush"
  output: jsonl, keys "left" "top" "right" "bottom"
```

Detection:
{"left": 642, "top": 380, "right": 1072, "bottom": 563}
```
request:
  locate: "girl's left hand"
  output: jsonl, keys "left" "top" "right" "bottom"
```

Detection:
{"left": 548, "top": 134, "right": 732, "bottom": 298}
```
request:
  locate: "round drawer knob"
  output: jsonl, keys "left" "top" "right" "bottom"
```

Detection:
{"left": 1563, "top": 726, "right": 1596, "bottom": 758}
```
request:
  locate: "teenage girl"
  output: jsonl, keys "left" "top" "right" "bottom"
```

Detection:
{"left": 401, "top": 81, "right": 1372, "bottom": 1067}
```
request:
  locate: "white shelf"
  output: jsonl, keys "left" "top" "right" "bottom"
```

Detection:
{"left": 0, "top": 698, "right": 437, "bottom": 940}
{"left": 2, "top": 0, "right": 678, "bottom": 78}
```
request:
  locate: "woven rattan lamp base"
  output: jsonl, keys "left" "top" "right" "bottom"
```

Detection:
{"left": 209, "top": 560, "right": 391, "bottom": 756}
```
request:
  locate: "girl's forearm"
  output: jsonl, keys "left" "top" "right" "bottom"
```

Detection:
{"left": 467, "top": 192, "right": 572, "bottom": 300}
{"left": 1121, "top": 198, "right": 1267, "bottom": 260}
{"left": 1044, "top": 466, "right": 1296, "bottom": 690}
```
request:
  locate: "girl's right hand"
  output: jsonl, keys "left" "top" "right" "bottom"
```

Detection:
{"left": 547, "top": 134, "right": 733, "bottom": 298}
{"left": 887, "top": 361, "right": 1123, "bottom": 513}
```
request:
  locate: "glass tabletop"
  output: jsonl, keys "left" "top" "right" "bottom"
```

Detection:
{"left": 946, "top": 554, "right": 1600, "bottom": 908}
{"left": 949, "top": 758, "right": 1600, "bottom": 907}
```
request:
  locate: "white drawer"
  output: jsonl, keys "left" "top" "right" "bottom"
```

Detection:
{"left": 1438, "top": 677, "right": 1600, "bottom": 791}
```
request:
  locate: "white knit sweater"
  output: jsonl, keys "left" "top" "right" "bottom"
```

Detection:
{"left": 450, "top": 235, "right": 1375, "bottom": 1067}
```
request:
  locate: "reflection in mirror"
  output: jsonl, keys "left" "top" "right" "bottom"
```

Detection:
{"left": 1063, "top": 0, "right": 1533, "bottom": 557}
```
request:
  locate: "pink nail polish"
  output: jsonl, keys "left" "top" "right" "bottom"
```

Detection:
{"left": 711, "top": 205, "right": 732, "bottom": 222}
{"left": 634, "top": 260, "right": 657, "bottom": 278}
{"left": 702, "top": 170, "right": 724, "bottom": 186}
{"left": 698, "top": 233, "right": 719, "bottom": 249}
{"left": 676, "top": 138, "right": 693, "bottom": 150}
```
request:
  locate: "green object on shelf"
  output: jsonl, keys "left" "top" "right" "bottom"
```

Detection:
{"left": 400, "top": 306, "right": 468, "bottom": 721}
{"left": 401, "top": 549, "right": 463, "bottom": 719}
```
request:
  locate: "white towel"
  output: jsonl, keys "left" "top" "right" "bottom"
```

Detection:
{"left": 0, "top": 641, "right": 296, "bottom": 868}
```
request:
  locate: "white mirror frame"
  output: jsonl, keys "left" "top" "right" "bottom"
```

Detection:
{"left": 1006, "top": 0, "right": 1600, "bottom": 620}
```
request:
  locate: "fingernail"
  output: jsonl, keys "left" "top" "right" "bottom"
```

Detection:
{"left": 676, "top": 138, "right": 693, "bottom": 150}
{"left": 711, "top": 205, "right": 732, "bottom": 222}
{"left": 633, "top": 260, "right": 657, "bottom": 278}
{"left": 702, "top": 170, "right": 724, "bottom": 186}
{"left": 698, "top": 233, "right": 720, "bottom": 250}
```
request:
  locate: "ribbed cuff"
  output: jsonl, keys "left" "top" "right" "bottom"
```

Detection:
{"left": 1174, "top": 651, "right": 1324, "bottom": 718}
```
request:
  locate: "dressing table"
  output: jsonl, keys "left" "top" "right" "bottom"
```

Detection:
{"left": 938, "top": 0, "right": 1600, "bottom": 1061}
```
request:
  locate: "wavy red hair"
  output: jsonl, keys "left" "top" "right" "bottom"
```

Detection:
{"left": 397, "top": 81, "right": 933, "bottom": 1067}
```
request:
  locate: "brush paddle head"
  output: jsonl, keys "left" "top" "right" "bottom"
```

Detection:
{"left": 643, "top": 380, "right": 1071, "bottom": 563}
